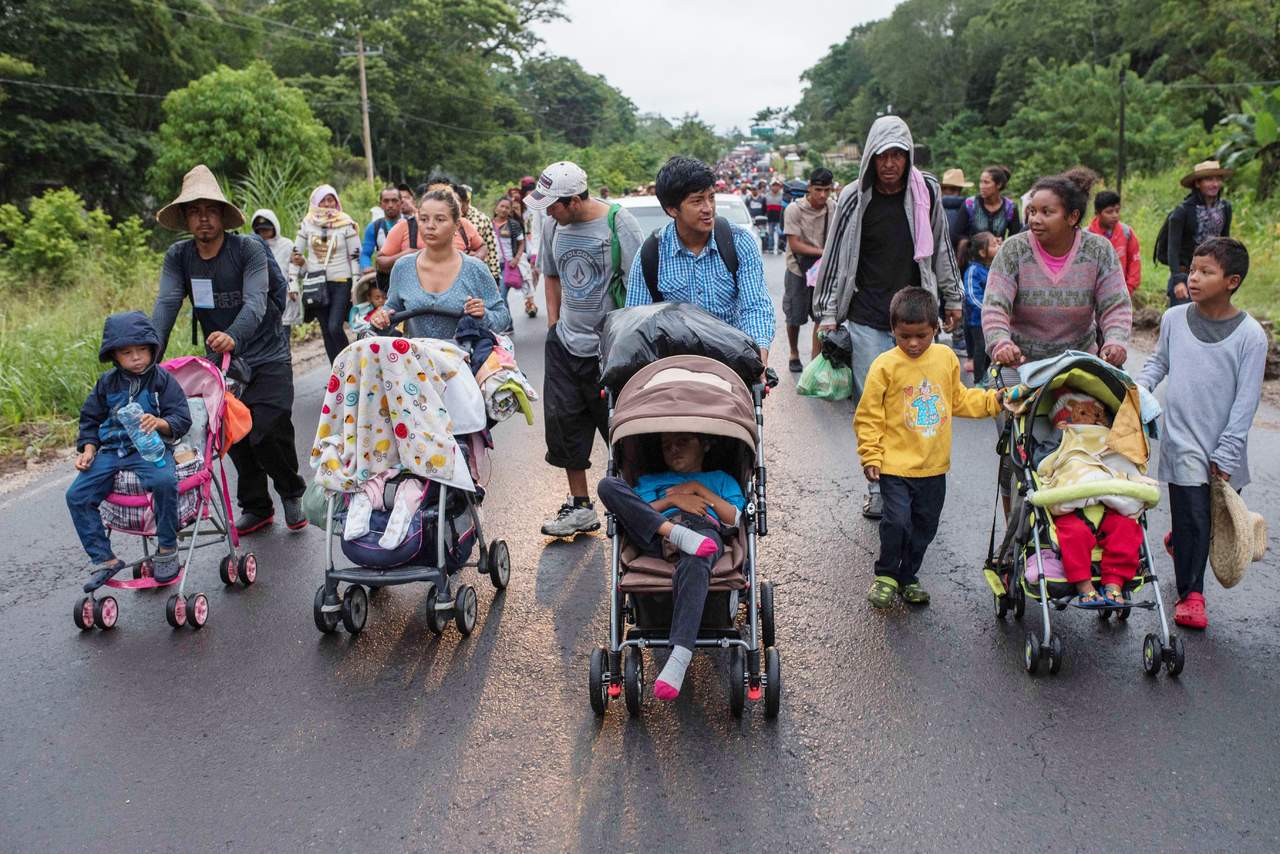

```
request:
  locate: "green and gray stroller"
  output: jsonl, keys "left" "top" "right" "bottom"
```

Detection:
{"left": 982, "top": 353, "right": 1185, "bottom": 677}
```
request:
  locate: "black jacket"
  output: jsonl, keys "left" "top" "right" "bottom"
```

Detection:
{"left": 77, "top": 312, "right": 192, "bottom": 454}
{"left": 1166, "top": 191, "right": 1233, "bottom": 295}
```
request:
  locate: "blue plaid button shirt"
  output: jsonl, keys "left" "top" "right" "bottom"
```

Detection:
{"left": 625, "top": 221, "right": 776, "bottom": 348}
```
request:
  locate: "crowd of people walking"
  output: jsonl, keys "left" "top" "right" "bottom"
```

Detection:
{"left": 63, "top": 109, "right": 1269, "bottom": 693}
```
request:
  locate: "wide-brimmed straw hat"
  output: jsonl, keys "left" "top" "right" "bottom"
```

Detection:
{"left": 1180, "top": 159, "right": 1234, "bottom": 189}
{"left": 1209, "top": 479, "right": 1267, "bottom": 588}
{"left": 157, "top": 164, "right": 246, "bottom": 231}
{"left": 941, "top": 168, "right": 974, "bottom": 189}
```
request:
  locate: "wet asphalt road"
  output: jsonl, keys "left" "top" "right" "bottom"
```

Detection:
{"left": 2, "top": 253, "right": 1279, "bottom": 852}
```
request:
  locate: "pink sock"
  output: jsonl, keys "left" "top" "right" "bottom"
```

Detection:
{"left": 654, "top": 680, "right": 680, "bottom": 701}
{"left": 695, "top": 538, "right": 718, "bottom": 557}
{"left": 653, "top": 646, "right": 692, "bottom": 701}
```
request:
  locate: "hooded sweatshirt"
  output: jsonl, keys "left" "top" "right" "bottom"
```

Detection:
{"left": 290, "top": 185, "right": 361, "bottom": 284}
{"left": 76, "top": 312, "right": 192, "bottom": 455}
{"left": 250, "top": 209, "right": 295, "bottom": 286}
{"left": 812, "top": 116, "right": 961, "bottom": 326}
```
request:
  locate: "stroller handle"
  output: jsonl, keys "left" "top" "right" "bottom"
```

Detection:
{"left": 380, "top": 305, "right": 464, "bottom": 325}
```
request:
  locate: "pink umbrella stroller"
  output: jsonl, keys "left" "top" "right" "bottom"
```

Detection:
{"left": 72, "top": 354, "right": 258, "bottom": 632}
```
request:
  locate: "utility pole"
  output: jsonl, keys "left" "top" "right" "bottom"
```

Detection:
{"left": 1117, "top": 67, "right": 1127, "bottom": 195}
{"left": 340, "top": 32, "right": 380, "bottom": 184}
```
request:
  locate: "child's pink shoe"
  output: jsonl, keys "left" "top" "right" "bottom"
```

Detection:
{"left": 1173, "top": 592, "right": 1207, "bottom": 630}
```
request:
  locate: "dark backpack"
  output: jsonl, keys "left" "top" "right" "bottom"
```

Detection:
{"left": 1153, "top": 213, "right": 1173, "bottom": 266}
{"left": 639, "top": 216, "right": 739, "bottom": 303}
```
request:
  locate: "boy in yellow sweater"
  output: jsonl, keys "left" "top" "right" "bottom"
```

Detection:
{"left": 855, "top": 288, "right": 1004, "bottom": 608}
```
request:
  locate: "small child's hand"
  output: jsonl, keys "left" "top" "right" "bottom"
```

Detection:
{"left": 138, "top": 413, "right": 161, "bottom": 433}
{"left": 863, "top": 465, "right": 880, "bottom": 482}
{"left": 75, "top": 446, "right": 97, "bottom": 471}
{"left": 666, "top": 481, "right": 704, "bottom": 498}
{"left": 668, "top": 493, "right": 711, "bottom": 517}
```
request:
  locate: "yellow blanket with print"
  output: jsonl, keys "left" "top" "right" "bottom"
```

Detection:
{"left": 310, "top": 337, "right": 464, "bottom": 492}
{"left": 1036, "top": 424, "right": 1158, "bottom": 517}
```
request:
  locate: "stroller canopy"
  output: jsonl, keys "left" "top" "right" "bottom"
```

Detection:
{"left": 610, "top": 355, "right": 758, "bottom": 448}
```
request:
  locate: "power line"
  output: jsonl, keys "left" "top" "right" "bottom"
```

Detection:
{"left": 131, "top": 0, "right": 349, "bottom": 48}
{"left": 207, "top": 2, "right": 351, "bottom": 45}
{"left": 395, "top": 111, "right": 537, "bottom": 138}
{"left": 0, "top": 77, "right": 167, "bottom": 98}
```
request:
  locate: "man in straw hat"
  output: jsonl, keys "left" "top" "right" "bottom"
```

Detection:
{"left": 151, "top": 164, "right": 308, "bottom": 536}
{"left": 938, "top": 168, "right": 973, "bottom": 261}
{"left": 1163, "top": 159, "right": 1233, "bottom": 306}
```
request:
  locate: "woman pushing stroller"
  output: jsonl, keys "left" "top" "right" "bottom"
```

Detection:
{"left": 598, "top": 432, "right": 745, "bottom": 701}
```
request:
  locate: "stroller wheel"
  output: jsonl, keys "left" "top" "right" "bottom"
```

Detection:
{"left": 1099, "top": 607, "right": 1112, "bottom": 621}
{"left": 486, "top": 540, "right": 511, "bottom": 590}
{"left": 623, "top": 647, "right": 644, "bottom": 717}
{"left": 341, "top": 585, "right": 368, "bottom": 634}
{"left": 1142, "top": 633, "right": 1161, "bottom": 675}
{"left": 423, "top": 586, "right": 447, "bottom": 636}
{"left": 1046, "top": 634, "right": 1063, "bottom": 674}
{"left": 1166, "top": 635, "right": 1186, "bottom": 677}
{"left": 218, "top": 555, "right": 238, "bottom": 586}
{"left": 1023, "top": 632, "right": 1041, "bottom": 674}
{"left": 313, "top": 585, "right": 339, "bottom": 634}
{"left": 186, "top": 593, "right": 209, "bottom": 630}
{"left": 728, "top": 646, "right": 747, "bottom": 718}
{"left": 1117, "top": 592, "right": 1132, "bottom": 621}
{"left": 994, "top": 593, "right": 1009, "bottom": 619}
{"left": 759, "top": 580, "right": 776, "bottom": 649}
{"left": 454, "top": 585, "right": 478, "bottom": 636}
{"left": 238, "top": 553, "right": 257, "bottom": 587}
{"left": 73, "top": 596, "right": 95, "bottom": 631}
{"left": 93, "top": 596, "right": 119, "bottom": 631}
{"left": 1012, "top": 583, "right": 1026, "bottom": 620}
{"left": 764, "top": 646, "right": 782, "bottom": 719}
{"left": 166, "top": 593, "right": 187, "bottom": 628}
{"left": 588, "top": 647, "right": 609, "bottom": 716}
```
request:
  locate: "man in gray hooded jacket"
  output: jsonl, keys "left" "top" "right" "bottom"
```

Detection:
{"left": 813, "top": 116, "right": 962, "bottom": 519}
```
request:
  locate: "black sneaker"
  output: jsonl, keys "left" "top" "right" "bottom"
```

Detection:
{"left": 282, "top": 497, "right": 308, "bottom": 531}
{"left": 235, "top": 512, "right": 274, "bottom": 535}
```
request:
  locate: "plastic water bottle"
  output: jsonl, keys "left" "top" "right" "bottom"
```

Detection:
{"left": 117, "top": 402, "right": 167, "bottom": 467}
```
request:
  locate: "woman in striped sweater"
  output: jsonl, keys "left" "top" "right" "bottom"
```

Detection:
{"left": 982, "top": 169, "right": 1132, "bottom": 368}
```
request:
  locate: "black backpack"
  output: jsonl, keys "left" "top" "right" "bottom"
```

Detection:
{"left": 1153, "top": 213, "right": 1173, "bottom": 266}
{"left": 638, "top": 216, "right": 739, "bottom": 302}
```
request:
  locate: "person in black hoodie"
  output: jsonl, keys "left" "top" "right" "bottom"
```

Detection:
{"left": 1165, "top": 159, "right": 1234, "bottom": 305}
{"left": 66, "top": 312, "right": 192, "bottom": 590}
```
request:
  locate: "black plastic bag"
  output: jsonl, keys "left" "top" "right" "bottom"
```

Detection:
{"left": 599, "top": 303, "right": 764, "bottom": 391}
{"left": 821, "top": 325, "right": 853, "bottom": 368}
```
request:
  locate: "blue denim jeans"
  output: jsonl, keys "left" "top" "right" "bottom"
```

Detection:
{"left": 66, "top": 448, "right": 178, "bottom": 562}
{"left": 845, "top": 321, "right": 897, "bottom": 497}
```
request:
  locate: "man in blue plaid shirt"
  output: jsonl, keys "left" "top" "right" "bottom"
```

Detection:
{"left": 625, "top": 156, "right": 775, "bottom": 366}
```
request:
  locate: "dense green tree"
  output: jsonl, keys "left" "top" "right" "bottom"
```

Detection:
{"left": 148, "top": 62, "right": 332, "bottom": 198}
{"left": 516, "top": 56, "right": 637, "bottom": 148}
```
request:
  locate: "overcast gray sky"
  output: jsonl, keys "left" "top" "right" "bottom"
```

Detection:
{"left": 533, "top": 0, "right": 899, "bottom": 131}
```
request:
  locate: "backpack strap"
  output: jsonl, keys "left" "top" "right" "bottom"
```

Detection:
{"left": 406, "top": 215, "right": 418, "bottom": 250}
{"left": 640, "top": 231, "right": 662, "bottom": 302}
{"left": 713, "top": 216, "right": 738, "bottom": 285}
{"left": 607, "top": 203, "right": 621, "bottom": 281}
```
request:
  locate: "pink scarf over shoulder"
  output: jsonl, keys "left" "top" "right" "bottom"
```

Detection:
{"left": 908, "top": 168, "right": 934, "bottom": 262}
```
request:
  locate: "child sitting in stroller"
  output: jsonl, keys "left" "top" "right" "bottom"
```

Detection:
{"left": 597, "top": 432, "right": 745, "bottom": 701}
{"left": 1035, "top": 390, "right": 1155, "bottom": 607}
{"left": 66, "top": 312, "right": 192, "bottom": 590}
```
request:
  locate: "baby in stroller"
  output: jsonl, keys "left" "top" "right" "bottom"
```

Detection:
{"left": 1035, "top": 390, "right": 1156, "bottom": 607}
{"left": 598, "top": 432, "right": 745, "bottom": 701}
{"left": 66, "top": 312, "right": 191, "bottom": 589}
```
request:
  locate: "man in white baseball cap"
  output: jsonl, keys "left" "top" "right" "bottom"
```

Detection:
{"left": 528, "top": 161, "right": 646, "bottom": 538}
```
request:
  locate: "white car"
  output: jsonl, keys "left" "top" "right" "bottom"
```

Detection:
{"left": 612, "top": 193, "right": 754, "bottom": 239}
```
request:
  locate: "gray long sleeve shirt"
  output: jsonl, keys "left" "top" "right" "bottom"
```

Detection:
{"left": 152, "top": 234, "right": 290, "bottom": 368}
{"left": 1138, "top": 304, "right": 1268, "bottom": 488}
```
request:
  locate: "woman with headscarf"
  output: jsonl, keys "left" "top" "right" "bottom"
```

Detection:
{"left": 290, "top": 184, "right": 361, "bottom": 362}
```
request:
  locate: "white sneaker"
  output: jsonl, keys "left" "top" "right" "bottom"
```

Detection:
{"left": 541, "top": 501, "right": 601, "bottom": 537}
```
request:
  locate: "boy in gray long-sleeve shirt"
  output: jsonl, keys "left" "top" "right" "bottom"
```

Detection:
{"left": 1139, "top": 237, "right": 1267, "bottom": 630}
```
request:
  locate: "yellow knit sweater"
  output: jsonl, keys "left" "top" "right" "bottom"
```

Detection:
{"left": 855, "top": 343, "right": 1001, "bottom": 477}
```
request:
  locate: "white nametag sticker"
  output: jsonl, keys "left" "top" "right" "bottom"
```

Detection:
{"left": 191, "top": 277, "right": 215, "bottom": 309}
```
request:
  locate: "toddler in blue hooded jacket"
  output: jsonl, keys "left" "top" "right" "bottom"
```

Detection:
{"left": 66, "top": 312, "right": 191, "bottom": 591}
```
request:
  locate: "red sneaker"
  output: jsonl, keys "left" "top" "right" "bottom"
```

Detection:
{"left": 1174, "top": 592, "right": 1207, "bottom": 630}
{"left": 1163, "top": 532, "right": 1174, "bottom": 558}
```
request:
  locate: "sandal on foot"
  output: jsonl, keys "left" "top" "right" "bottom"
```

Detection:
{"left": 900, "top": 582, "right": 930, "bottom": 605}
{"left": 1102, "top": 587, "right": 1126, "bottom": 606}
{"left": 867, "top": 576, "right": 898, "bottom": 609}
{"left": 1071, "top": 591, "right": 1108, "bottom": 609}
{"left": 84, "top": 559, "right": 125, "bottom": 593}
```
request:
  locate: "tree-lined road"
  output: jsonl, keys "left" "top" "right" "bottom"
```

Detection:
{"left": 2, "top": 254, "right": 1279, "bottom": 851}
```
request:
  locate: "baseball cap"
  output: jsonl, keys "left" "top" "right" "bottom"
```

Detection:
{"left": 871, "top": 140, "right": 910, "bottom": 156}
{"left": 524, "top": 162, "right": 588, "bottom": 210}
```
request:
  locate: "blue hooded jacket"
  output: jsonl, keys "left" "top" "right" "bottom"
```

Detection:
{"left": 76, "top": 312, "right": 192, "bottom": 454}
